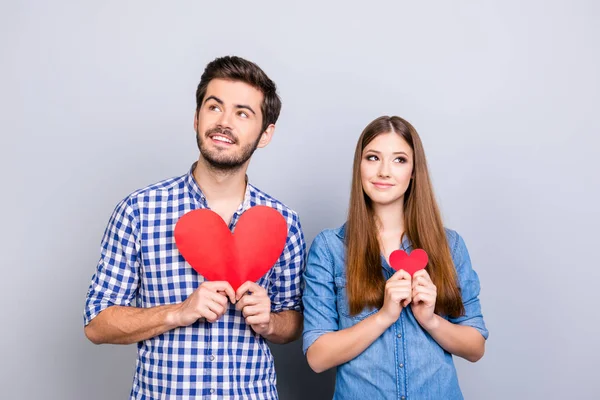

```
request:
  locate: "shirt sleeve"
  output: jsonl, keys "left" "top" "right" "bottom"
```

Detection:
{"left": 268, "top": 211, "right": 306, "bottom": 313}
{"left": 83, "top": 197, "right": 141, "bottom": 326}
{"left": 301, "top": 232, "right": 339, "bottom": 354}
{"left": 447, "top": 231, "right": 489, "bottom": 340}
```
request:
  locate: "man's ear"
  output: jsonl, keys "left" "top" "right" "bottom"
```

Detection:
{"left": 257, "top": 124, "right": 276, "bottom": 148}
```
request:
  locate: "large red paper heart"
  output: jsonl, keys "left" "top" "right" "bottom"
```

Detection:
{"left": 389, "top": 249, "right": 429, "bottom": 276}
{"left": 174, "top": 206, "right": 288, "bottom": 291}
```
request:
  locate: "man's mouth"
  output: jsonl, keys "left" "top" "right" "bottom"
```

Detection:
{"left": 210, "top": 134, "right": 234, "bottom": 144}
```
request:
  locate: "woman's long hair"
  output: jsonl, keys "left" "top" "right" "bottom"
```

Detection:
{"left": 345, "top": 116, "right": 464, "bottom": 317}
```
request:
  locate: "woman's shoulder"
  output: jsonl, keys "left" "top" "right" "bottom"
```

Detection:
{"left": 443, "top": 228, "right": 469, "bottom": 262}
{"left": 443, "top": 227, "right": 460, "bottom": 249}
{"left": 307, "top": 224, "right": 347, "bottom": 265}
{"left": 313, "top": 223, "right": 346, "bottom": 245}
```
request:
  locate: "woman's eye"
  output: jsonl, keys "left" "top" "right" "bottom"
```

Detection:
{"left": 366, "top": 155, "right": 378, "bottom": 161}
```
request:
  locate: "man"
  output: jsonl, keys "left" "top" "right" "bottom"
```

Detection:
{"left": 84, "top": 56, "right": 306, "bottom": 399}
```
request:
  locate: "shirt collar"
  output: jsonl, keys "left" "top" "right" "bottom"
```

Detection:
{"left": 335, "top": 223, "right": 413, "bottom": 251}
{"left": 185, "top": 162, "right": 252, "bottom": 211}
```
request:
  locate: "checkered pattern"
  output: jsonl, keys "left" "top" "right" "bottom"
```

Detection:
{"left": 84, "top": 164, "right": 306, "bottom": 399}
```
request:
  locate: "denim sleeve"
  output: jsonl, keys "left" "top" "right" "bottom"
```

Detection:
{"left": 448, "top": 232, "right": 489, "bottom": 340}
{"left": 83, "top": 197, "right": 141, "bottom": 326}
{"left": 268, "top": 213, "right": 306, "bottom": 313}
{"left": 301, "top": 232, "right": 339, "bottom": 354}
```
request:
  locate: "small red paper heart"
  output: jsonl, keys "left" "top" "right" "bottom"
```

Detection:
{"left": 389, "top": 249, "right": 429, "bottom": 276}
{"left": 174, "top": 206, "right": 288, "bottom": 291}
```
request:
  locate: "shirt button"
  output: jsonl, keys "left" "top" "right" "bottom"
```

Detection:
{"left": 397, "top": 334, "right": 402, "bottom": 338}
{"left": 399, "top": 363, "right": 404, "bottom": 368}
{"left": 209, "top": 355, "right": 215, "bottom": 361}
{"left": 401, "top": 397, "right": 406, "bottom": 400}
{"left": 210, "top": 389, "right": 215, "bottom": 394}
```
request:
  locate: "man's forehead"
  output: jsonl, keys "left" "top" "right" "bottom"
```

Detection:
{"left": 205, "top": 79, "right": 263, "bottom": 105}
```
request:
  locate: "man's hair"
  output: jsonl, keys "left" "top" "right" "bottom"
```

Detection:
{"left": 196, "top": 56, "right": 282, "bottom": 133}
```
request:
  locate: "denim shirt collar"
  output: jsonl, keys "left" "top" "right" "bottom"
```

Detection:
{"left": 334, "top": 223, "right": 413, "bottom": 252}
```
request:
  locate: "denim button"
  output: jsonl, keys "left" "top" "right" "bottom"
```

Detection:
{"left": 399, "top": 363, "right": 404, "bottom": 368}
{"left": 397, "top": 334, "right": 402, "bottom": 338}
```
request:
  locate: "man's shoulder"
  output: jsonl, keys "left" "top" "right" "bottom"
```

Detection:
{"left": 248, "top": 184, "right": 300, "bottom": 226}
{"left": 119, "top": 173, "right": 187, "bottom": 210}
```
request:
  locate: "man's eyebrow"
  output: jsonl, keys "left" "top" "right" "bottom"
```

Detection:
{"left": 204, "top": 95, "right": 223, "bottom": 105}
{"left": 235, "top": 104, "right": 256, "bottom": 115}
{"left": 204, "top": 96, "right": 256, "bottom": 115}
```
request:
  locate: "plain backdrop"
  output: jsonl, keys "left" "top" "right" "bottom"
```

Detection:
{"left": 1, "top": 1, "right": 599, "bottom": 399}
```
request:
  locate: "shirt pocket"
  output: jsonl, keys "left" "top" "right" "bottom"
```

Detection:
{"left": 334, "top": 276, "right": 379, "bottom": 328}
{"left": 140, "top": 250, "right": 199, "bottom": 306}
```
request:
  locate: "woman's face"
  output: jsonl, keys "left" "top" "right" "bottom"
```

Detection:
{"left": 360, "top": 131, "right": 414, "bottom": 207}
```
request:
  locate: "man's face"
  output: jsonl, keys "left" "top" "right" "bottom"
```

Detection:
{"left": 195, "top": 79, "right": 273, "bottom": 171}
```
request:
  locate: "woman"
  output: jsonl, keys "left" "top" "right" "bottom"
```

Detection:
{"left": 302, "top": 116, "right": 488, "bottom": 399}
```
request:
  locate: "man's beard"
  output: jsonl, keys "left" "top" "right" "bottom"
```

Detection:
{"left": 196, "top": 126, "right": 262, "bottom": 172}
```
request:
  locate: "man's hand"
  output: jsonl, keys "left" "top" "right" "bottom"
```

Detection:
{"left": 174, "top": 281, "right": 236, "bottom": 326}
{"left": 235, "top": 281, "right": 272, "bottom": 336}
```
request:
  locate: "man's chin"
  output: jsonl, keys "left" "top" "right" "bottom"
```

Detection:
{"left": 201, "top": 154, "right": 245, "bottom": 171}
{"left": 197, "top": 140, "right": 258, "bottom": 171}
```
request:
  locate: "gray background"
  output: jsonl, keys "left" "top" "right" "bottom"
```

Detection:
{"left": 1, "top": 0, "right": 599, "bottom": 399}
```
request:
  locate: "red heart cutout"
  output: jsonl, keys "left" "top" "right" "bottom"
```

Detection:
{"left": 173, "top": 206, "right": 288, "bottom": 291}
{"left": 389, "top": 249, "right": 429, "bottom": 276}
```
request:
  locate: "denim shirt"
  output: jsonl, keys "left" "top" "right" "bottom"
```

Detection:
{"left": 302, "top": 225, "right": 488, "bottom": 400}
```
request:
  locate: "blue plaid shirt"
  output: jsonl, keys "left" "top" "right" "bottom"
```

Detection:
{"left": 84, "top": 164, "right": 306, "bottom": 399}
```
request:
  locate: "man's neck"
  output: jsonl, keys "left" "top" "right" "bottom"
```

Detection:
{"left": 193, "top": 158, "right": 249, "bottom": 224}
